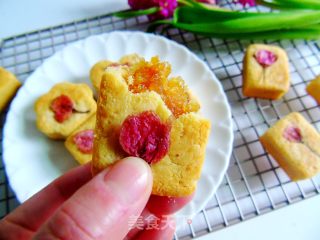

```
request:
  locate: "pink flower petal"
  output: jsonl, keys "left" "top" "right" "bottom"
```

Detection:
{"left": 119, "top": 111, "right": 170, "bottom": 164}
{"left": 254, "top": 49, "right": 278, "bottom": 67}
{"left": 283, "top": 126, "right": 302, "bottom": 143}
{"left": 128, "top": 0, "right": 177, "bottom": 20}
{"left": 50, "top": 95, "right": 74, "bottom": 123}
{"left": 237, "top": 0, "right": 256, "bottom": 7}
{"left": 129, "top": 0, "right": 154, "bottom": 10}
{"left": 197, "top": 0, "right": 216, "bottom": 4}
{"left": 73, "top": 129, "right": 94, "bottom": 153}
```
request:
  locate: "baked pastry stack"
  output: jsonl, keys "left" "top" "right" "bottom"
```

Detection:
{"left": 260, "top": 112, "right": 320, "bottom": 181}
{"left": 92, "top": 55, "right": 211, "bottom": 197}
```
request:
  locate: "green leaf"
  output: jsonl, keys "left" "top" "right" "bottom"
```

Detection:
{"left": 148, "top": 20, "right": 320, "bottom": 39}
{"left": 178, "top": 0, "right": 207, "bottom": 8}
{"left": 258, "top": 0, "right": 320, "bottom": 10}
{"left": 174, "top": 6, "right": 272, "bottom": 24}
{"left": 113, "top": 7, "right": 160, "bottom": 18}
{"left": 203, "top": 28, "right": 320, "bottom": 40}
{"left": 171, "top": 11, "right": 320, "bottom": 34}
{"left": 146, "top": 2, "right": 320, "bottom": 40}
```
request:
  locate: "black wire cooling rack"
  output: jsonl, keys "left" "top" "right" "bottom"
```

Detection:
{"left": 1, "top": 1, "right": 320, "bottom": 239}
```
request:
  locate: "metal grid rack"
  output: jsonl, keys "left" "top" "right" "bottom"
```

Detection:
{"left": 1, "top": 2, "right": 320, "bottom": 239}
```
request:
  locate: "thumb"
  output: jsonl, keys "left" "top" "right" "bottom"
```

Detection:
{"left": 33, "top": 157, "right": 153, "bottom": 240}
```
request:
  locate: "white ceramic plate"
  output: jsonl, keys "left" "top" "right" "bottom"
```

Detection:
{"left": 3, "top": 31, "right": 233, "bottom": 223}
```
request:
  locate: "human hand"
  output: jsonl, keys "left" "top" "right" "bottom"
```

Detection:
{"left": 0, "top": 157, "right": 192, "bottom": 240}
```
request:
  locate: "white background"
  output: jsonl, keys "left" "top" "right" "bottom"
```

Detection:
{"left": 0, "top": 0, "right": 129, "bottom": 39}
{"left": 1, "top": 0, "right": 320, "bottom": 239}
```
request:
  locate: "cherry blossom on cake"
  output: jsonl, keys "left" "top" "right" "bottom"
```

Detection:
{"left": 283, "top": 126, "right": 302, "bottom": 143}
{"left": 50, "top": 95, "right": 74, "bottom": 123}
{"left": 254, "top": 49, "right": 278, "bottom": 67}
{"left": 73, "top": 130, "right": 94, "bottom": 153}
{"left": 119, "top": 111, "right": 171, "bottom": 164}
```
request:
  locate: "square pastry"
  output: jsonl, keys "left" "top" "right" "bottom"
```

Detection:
{"left": 0, "top": 67, "right": 21, "bottom": 112}
{"left": 92, "top": 56, "right": 211, "bottom": 197}
{"left": 65, "top": 114, "right": 95, "bottom": 165}
{"left": 243, "top": 44, "right": 290, "bottom": 100}
{"left": 260, "top": 112, "right": 320, "bottom": 181}
{"left": 35, "top": 82, "right": 97, "bottom": 139}
{"left": 306, "top": 75, "right": 320, "bottom": 104}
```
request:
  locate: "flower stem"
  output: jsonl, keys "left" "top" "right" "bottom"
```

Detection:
{"left": 113, "top": 7, "right": 160, "bottom": 18}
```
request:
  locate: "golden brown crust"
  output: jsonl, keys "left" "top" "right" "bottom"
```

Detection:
{"left": 35, "top": 82, "right": 96, "bottom": 139}
{"left": 260, "top": 112, "right": 320, "bottom": 181}
{"left": 151, "top": 113, "right": 211, "bottom": 196}
{"left": 92, "top": 59, "right": 211, "bottom": 197}
{"left": 65, "top": 114, "right": 96, "bottom": 165}
{"left": 306, "top": 75, "right": 320, "bottom": 104}
{"left": 243, "top": 44, "right": 290, "bottom": 100}
{"left": 0, "top": 67, "right": 21, "bottom": 112}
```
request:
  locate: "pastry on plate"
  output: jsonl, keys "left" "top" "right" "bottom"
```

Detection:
{"left": 35, "top": 82, "right": 96, "bottom": 139}
{"left": 65, "top": 114, "right": 96, "bottom": 165}
{"left": 90, "top": 60, "right": 114, "bottom": 93}
{"left": 0, "top": 67, "right": 21, "bottom": 112}
{"left": 260, "top": 112, "right": 320, "bottom": 181}
{"left": 89, "top": 53, "right": 143, "bottom": 92}
{"left": 243, "top": 44, "right": 290, "bottom": 100}
{"left": 92, "top": 55, "right": 211, "bottom": 197}
{"left": 306, "top": 75, "right": 320, "bottom": 104}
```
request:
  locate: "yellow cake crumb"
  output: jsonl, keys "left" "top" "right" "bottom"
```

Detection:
{"left": 260, "top": 112, "right": 320, "bottom": 181}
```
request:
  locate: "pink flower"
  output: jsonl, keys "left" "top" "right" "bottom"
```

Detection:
{"left": 237, "top": 0, "right": 256, "bottom": 7}
{"left": 128, "top": 0, "right": 154, "bottom": 10}
{"left": 73, "top": 130, "right": 94, "bottom": 153}
{"left": 283, "top": 126, "right": 302, "bottom": 143}
{"left": 128, "top": 0, "right": 178, "bottom": 20}
{"left": 254, "top": 50, "right": 277, "bottom": 67}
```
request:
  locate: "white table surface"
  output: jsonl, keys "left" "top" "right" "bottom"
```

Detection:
{"left": 1, "top": 1, "right": 320, "bottom": 239}
{"left": 199, "top": 195, "right": 320, "bottom": 240}
{"left": 0, "top": 0, "right": 129, "bottom": 39}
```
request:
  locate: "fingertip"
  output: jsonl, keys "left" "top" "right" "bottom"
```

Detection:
{"left": 121, "top": 156, "right": 152, "bottom": 176}
{"left": 103, "top": 157, "right": 153, "bottom": 205}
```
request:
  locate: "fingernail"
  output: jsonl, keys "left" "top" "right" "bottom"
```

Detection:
{"left": 104, "top": 157, "right": 152, "bottom": 204}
